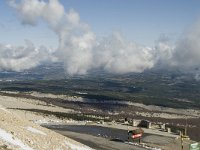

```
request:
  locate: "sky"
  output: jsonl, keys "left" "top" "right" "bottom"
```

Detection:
{"left": 60, "top": 0, "right": 200, "bottom": 45}
{"left": 0, "top": 0, "right": 200, "bottom": 75}
{"left": 1, "top": 0, "right": 200, "bottom": 47}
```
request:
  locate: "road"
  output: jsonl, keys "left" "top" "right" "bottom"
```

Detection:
{"left": 44, "top": 125, "right": 163, "bottom": 150}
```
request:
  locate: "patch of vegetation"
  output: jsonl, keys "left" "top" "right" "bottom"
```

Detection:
{"left": 1, "top": 70, "right": 200, "bottom": 109}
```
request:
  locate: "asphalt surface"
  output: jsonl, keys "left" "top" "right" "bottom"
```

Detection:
{"left": 43, "top": 125, "right": 159, "bottom": 150}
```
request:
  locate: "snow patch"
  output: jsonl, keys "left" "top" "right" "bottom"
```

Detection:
{"left": 0, "top": 128, "right": 33, "bottom": 150}
{"left": 26, "top": 127, "right": 46, "bottom": 136}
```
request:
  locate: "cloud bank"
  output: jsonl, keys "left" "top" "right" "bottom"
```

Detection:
{"left": 2, "top": 0, "right": 200, "bottom": 75}
{"left": 153, "top": 21, "right": 200, "bottom": 70}
{"left": 0, "top": 40, "right": 56, "bottom": 71}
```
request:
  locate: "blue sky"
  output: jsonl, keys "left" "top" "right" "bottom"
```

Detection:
{"left": 0, "top": 0, "right": 200, "bottom": 47}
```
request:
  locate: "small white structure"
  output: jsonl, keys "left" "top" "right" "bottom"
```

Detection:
{"left": 160, "top": 124, "right": 166, "bottom": 131}
{"left": 132, "top": 119, "right": 141, "bottom": 127}
{"left": 167, "top": 127, "right": 171, "bottom": 133}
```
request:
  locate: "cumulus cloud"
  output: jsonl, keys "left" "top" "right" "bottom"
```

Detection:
{"left": 153, "top": 21, "right": 200, "bottom": 71}
{"left": 170, "top": 22, "right": 200, "bottom": 69}
{"left": 9, "top": 0, "right": 64, "bottom": 26}
{"left": 93, "top": 32, "right": 154, "bottom": 74}
{"left": 153, "top": 35, "right": 175, "bottom": 68}
{"left": 8, "top": 0, "right": 96, "bottom": 75}
{"left": 7, "top": 0, "right": 155, "bottom": 75}
{"left": 0, "top": 40, "right": 56, "bottom": 71}
{"left": 5, "top": 0, "right": 200, "bottom": 75}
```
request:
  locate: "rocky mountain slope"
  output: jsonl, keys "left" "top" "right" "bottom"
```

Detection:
{"left": 0, "top": 105, "right": 92, "bottom": 150}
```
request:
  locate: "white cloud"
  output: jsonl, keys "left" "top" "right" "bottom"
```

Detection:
{"left": 93, "top": 32, "right": 154, "bottom": 74}
{"left": 0, "top": 40, "right": 55, "bottom": 71}
{"left": 153, "top": 21, "right": 200, "bottom": 70}
{"left": 8, "top": 0, "right": 64, "bottom": 26}
{"left": 66, "top": 9, "right": 80, "bottom": 26}
{"left": 5, "top": 0, "right": 200, "bottom": 75}
{"left": 170, "top": 22, "right": 200, "bottom": 69}
{"left": 8, "top": 0, "right": 155, "bottom": 75}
